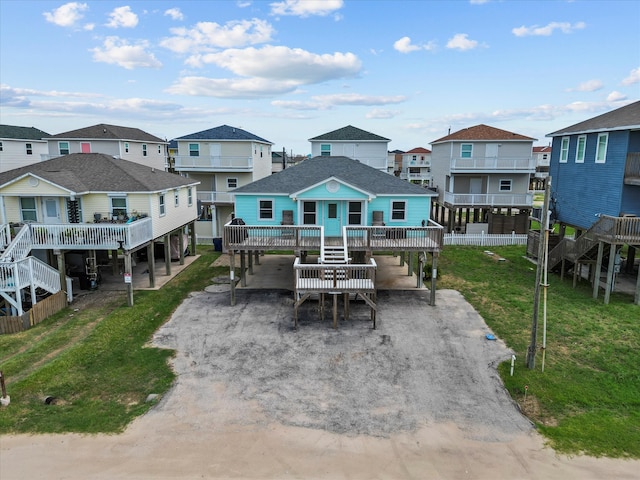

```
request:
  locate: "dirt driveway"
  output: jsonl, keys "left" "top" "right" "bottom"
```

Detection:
{"left": 2, "top": 289, "right": 638, "bottom": 479}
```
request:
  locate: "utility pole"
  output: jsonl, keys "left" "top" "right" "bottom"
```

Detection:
{"left": 527, "top": 178, "right": 551, "bottom": 369}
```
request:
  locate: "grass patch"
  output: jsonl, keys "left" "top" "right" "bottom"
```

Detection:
{"left": 0, "top": 246, "right": 225, "bottom": 434}
{"left": 437, "top": 246, "right": 640, "bottom": 458}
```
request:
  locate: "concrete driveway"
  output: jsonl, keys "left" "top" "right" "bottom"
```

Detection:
{"left": 3, "top": 287, "right": 638, "bottom": 479}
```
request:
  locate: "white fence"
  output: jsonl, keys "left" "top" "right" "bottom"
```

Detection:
{"left": 444, "top": 231, "right": 528, "bottom": 247}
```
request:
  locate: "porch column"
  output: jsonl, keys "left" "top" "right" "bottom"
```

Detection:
{"left": 604, "top": 243, "right": 617, "bottom": 304}
{"left": 248, "top": 249, "right": 253, "bottom": 275}
{"left": 189, "top": 221, "right": 197, "bottom": 257}
{"left": 240, "top": 250, "right": 247, "bottom": 287}
{"left": 56, "top": 250, "right": 66, "bottom": 296}
{"left": 124, "top": 250, "right": 134, "bottom": 307}
{"left": 178, "top": 229, "right": 185, "bottom": 266}
{"left": 230, "top": 251, "right": 236, "bottom": 306}
{"left": 430, "top": 252, "right": 438, "bottom": 306}
{"left": 593, "top": 241, "right": 604, "bottom": 299}
{"left": 635, "top": 262, "right": 640, "bottom": 305}
{"left": 417, "top": 252, "right": 425, "bottom": 288}
{"left": 147, "top": 242, "right": 156, "bottom": 288}
{"left": 164, "top": 234, "right": 171, "bottom": 275}
{"left": 407, "top": 251, "right": 413, "bottom": 276}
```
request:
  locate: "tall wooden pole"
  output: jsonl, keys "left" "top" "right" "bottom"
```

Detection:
{"left": 527, "top": 178, "right": 551, "bottom": 369}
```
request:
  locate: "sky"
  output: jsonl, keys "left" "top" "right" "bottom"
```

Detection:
{"left": 1, "top": 0, "right": 639, "bottom": 156}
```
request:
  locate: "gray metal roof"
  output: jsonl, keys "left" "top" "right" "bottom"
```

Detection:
{"left": 0, "top": 153, "right": 198, "bottom": 193}
{"left": 547, "top": 100, "right": 640, "bottom": 137}
{"left": 308, "top": 125, "right": 390, "bottom": 142}
{"left": 46, "top": 124, "right": 165, "bottom": 143}
{"left": 174, "top": 125, "right": 272, "bottom": 144}
{"left": 0, "top": 124, "right": 50, "bottom": 141}
{"left": 232, "top": 156, "right": 435, "bottom": 196}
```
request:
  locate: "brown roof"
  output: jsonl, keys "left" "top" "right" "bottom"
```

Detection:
{"left": 46, "top": 124, "right": 165, "bottom": 143}
{"left": 533, "top": 146, "right": 552, "bottom": 153}
{"left": 431, "top": 124, "right": 535, "bottom": 144}
{"left": 405, "top": 147, "right": 431, "bottom": 154}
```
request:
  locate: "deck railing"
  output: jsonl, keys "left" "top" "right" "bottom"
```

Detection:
{"left": 0, "top": 256, "right": 60, "bottom": 293}
{"left": 450, "top": 157, "right": 535, "bottom": 172}
{"left": 345, "top": 222, "right": 443, "bottom": 252}
{"left": 224, "top": 223, "right": 323, "bottom": 250}
{"left": 0, "top": 224, "right": 32, "bottom": 262}
{"left": 444, "top": 191, "right": 533, "bottom": 207}
{"left": 0, "top": 224, "right": 11, "bottom": 250}
{"left": 294, "top": 257, "right": 377, "bottom": 292}
{"left": 595, "top": 214, "right": 640, "bottom": 243}
{"left": 174, "top": 155, "right": 253, "bottom": 170}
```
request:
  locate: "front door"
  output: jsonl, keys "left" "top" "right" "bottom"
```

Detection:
{"left": 43, "top": 197, "right": 61, "bottom": 224}
{"left": 323, "top": 201, "right": 342, "bottom": 237}
{"left": 469, "top": 177, "right": 483, "bottom": 194}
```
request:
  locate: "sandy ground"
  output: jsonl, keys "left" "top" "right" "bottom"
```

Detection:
{"left": 2, "top": 288, "right": 639, "bottom": 479}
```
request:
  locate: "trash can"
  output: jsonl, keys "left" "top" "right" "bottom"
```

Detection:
{"left": 213, "top": 238, "right": 223, "bottom": 252}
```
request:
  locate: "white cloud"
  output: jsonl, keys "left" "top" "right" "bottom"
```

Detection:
{"left": 621, "top": 67, "right": 640, "bottom": 85}
{"left": 164, "top": 8, "right": 184, "bottom": 21}
{"left": 393, "top": 36, "right": 436, "bottom": 53}
{"left": 106, "top": 6, "right": 139, "bottom": 28}
{"left": 166, "top": 76, "right": 299, "bottom": 98}
{"left": 512, "top": 21, "right": 586, "bottom": 37}
{"left": 237, "top": 1, "right": 252, "bottom": 7}
{"left": 160, "top": 19, "right": 274, "bottom": 54}
{"left": 91, "top": 37, "right": 162, "bottom": 69}
{"left": 567, "top": 79, "right": 604, "bottom": 92}
{"left": 446, "top": 33, "right": 479, "bottom": 51}
{"left": 366, "top": 109, "right": 400, "bottom": 119}
{"left": 43, "top": 2, "right": 88, "bottom": 27}
{"left": 272, "top": 93, "right": 405, "bottom": 111}
{"left": 606, "top": 91, "right": 627, "bottom": 102}
{"left": 470, "top": 0, "right": 489, "bottom": 4}
{"left": 195, "top": 46, "right": 362, "bottom": 84}
{"left": 270, "top": 0, "right": 343, "bottom": 17}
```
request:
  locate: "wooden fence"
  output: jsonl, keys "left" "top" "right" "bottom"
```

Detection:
{"left": 0, "top": 291, "right": 68, "bottom": 335}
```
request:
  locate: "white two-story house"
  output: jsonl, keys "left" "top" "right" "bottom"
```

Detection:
{"left": 429, "top": 124, "right": 536, "bottom": 233}
{"left": 0, "top": 125, "right": 50, "bottom": 173}
{"left": 171, "top": 125, "right": 273, "bottom": 241}
{"left": 308, "top": 125, "right": 391, "bottom": 172}
{"left": 400, "top": 147, "right": 432, "bottom": 186}
{"left": 43, "top": 124, "right": 168, "bottom": 171}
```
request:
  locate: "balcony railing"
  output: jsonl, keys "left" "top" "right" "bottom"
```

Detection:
{"left": 174, "top": 155, "right": 253, "bottom": 170}
{"left": 345, "top": 222, "right": 443, "bottom": 252}
{"left": 444, "top": 191, "right": 533, "bottom": 207}
{"left": 196, "top": 191, "right": 234, "bottom": 204}
{"left": 450, "top": 157, "right": 536, "bottom": 172}
{"left": 400, "top": 172, "right": 432, "bottom": 181}
{"left": 624, "top": 152, "right": 640, "bottom": 184}
{"left": 352, "top": 156, "right": 388, "bottom": 170}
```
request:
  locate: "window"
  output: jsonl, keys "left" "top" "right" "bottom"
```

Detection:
{"left": 124, "top": 142, "right": 129, "bottom": 153}
{"left": 320, "top": 144, "right": 331, "bottom": 156}
{"left": 328, "top": 203, "right": 337, "bottom": 219}
{"left": 575, "top": 135, "right": 586, "bottom": 163}
{"left": 158, "top": 145, "right": 162, "bottom": 154}
{"left": 391, "top": 200, "right": 406, "bottom": 221}
{"left": 348, "top": 202, "right": 362, "bottom": 225}
{"left": 260, "top": 145, "right": 263, "bottom": 158}
{"left": 142, "top": 144, "right": 147, "bottom": 156}
{"left": 596, "top": 133, "right": 608, "bottom": 163}
{"left": 259, "top": 199, "right": 273, "bottom": 220}
{"left": 499, "top": 179, "right": 513, "bottom": 191}
{"left": 159, "top": 194, "right": 166, "bottom": 216}
{"left": 303, "top": 201, "right": 316, "bottom": 224}
{"left": 187, "top": 187, "right": 193, "bottom": 206}
{"left": 111, "top": 197, "right": 127, "bottom": 218}
{"left": 20, "top": 197, "right": 37, "bottom": 222}
{"left": 59, "top": 141, "right": 70, "bottom": 155}
{"left": 189, "top": 143, "right": 199, "bottom": 157}
{"left": 559, "top": 137, "right": 570, "bottom": 163}
{"left": 174, "top": 190, "right": 179, "bottom": 207}
{"left": 460, "top": 144, "right": 472, "bottom": 158}
{"left": 25, "top": 143, "right": 33, "bottom": 155}
{"left": 227, "top": 177, "right": 238, "bottom": 189}
{"left": 0, "top": 141, "right": 3, "bottom": 151}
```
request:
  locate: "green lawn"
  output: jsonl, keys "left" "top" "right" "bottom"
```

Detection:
{"left": 1, "top": 245, "right": 638, "bottom": 459}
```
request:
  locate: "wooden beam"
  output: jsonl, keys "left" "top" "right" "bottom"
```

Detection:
{"left": 430, "top": 252, "right": 438, "bottom": 306}
{"left": 240, "top": 250, "right": 246, "bottom": 287}
{"left": 635, "top": 263, "right": 640, "bottom": 306}
{"left": 604, "top": 243, "right": 616, "bottom": 304}
{"left": 593, "top": 241, "right": 604, "bottom": 299}
{"left": 147, "top": 242, "right": 155, "bottom": 288}
{"left": 229, "top": 252, "right": 236, "bottom": 306}
{"left": 124, "top": 251, "right": 134, "bottom": 307}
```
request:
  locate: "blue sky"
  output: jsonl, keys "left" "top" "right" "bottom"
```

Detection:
{"left": 1, "top": 0, "right": 639, "bottom": 155}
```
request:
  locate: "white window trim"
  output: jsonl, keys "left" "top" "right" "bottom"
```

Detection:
{"left": 302, "top": 201, "right": 317, "bottom": 225}
{"left": 227, "top": 177, "right": 238, "bottom": 189}
{"left": 20, "top": 197, "right": 38, "bottom": 222}
{"left": 499, "top": 179, "right": 513, "bottom": 192}
{"left": 189, "top": 143, "right": 200, "bottom": 157}
{"left": 59, "top": 141, "right": 70, "bottom": 155}
{"left": 460, "top": 144, "right": 473, "bottom": 159}
{"left": 320, "top": 144, "right": 331, "bottom": 156}
{"left": 124, "top": 142, "right": 130, "bottom": 154}
{"left": 142, "top": 144, "right": 148, "bottom": 157}
{"left": 159, "top": 193, "right": 166, "bottom": 216}
{"left": 559, "top": 137, "right": 570, "bottom": 163}
{"left": 347, "top": 201, "right": 363, "bottom": 225}
{"left": 174, "top": 190, "right": 179, "bottom": 207}
{"left": 596, "top": 133, "right": 608, "bottom": 164}
{"left": 257, "top": 198, "right": 274, "bottom": 221}
{"left": 158, "top": 144, "right": 163, "bottom": 155}
{"left": 575, "top": 135, "right": 586, "bottom": 163}
{"left": 390, "top": 199, "right": 407, "bottom": 222}
{"left": 187, "top": 187, "right": 193, "bottom": 206}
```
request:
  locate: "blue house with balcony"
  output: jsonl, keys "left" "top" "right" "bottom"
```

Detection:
{"left": 546, "top": 100, "right": 640, "bottom": 304}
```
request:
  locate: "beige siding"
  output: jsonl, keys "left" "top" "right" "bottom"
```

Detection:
{"left": 2, "top": 177, "right": 69, "bottom": 195}
{"left": 150, "top": 187, "right": 199, "bottom": 239}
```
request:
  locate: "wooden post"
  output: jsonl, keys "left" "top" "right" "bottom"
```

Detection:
{"left": 418, "top": 253, "right": 425, "bottom": 288}
{"left": 147, "top": 242, "right": 156, "bottom": 288}
{"left": 56, "top": 251, "right": 66, "bottom": 296}
{"left": 430, "top": 252, "right": 438, "bottom": 306}
{"left": 407, "top": 251, "right": 413, "bottom": 276}
{"left": 111, "top": 249, "right": 118, "bottom": 276}
{"left": 230, "top": 252, "right": 236, "bottom": 306}
{"left": 240, "top": 250, "right": 247, "bottom": 287}
{"left": 124, "top": 251, "right": 134, "bottom": 307}
{"left": 189, "top": 221, "right": 197, "bottom": 257}
{"left": 248, "top": 249, "right": 253, "bottom": 275}
{"left": 399, "top": 251, "right": 405, "bottom": 267}
{"left": 343, "top": 293, "right": 349, "bottom": 321}
{"left": 333, "top": 293, "right": 338, "bottom": 329}
{"left": 593, "top": 241, "right": 604, "bottom": 299}
{"left": 572, "top": 261, "right": 580, "bottom": 288}
{"left": 635, "top": 262, "right": 640, "bottom": 305}
{"left": 164, "top": 234, "right": 171, "bottom": 275}
{"left": 604, "top": 243, "right": 616, "bottom": 304}
{"left": 178, "top": 230, "right": 185, "bottom": 266}
{"left": 254, "top": 251, "right": 260, "bottom": 265}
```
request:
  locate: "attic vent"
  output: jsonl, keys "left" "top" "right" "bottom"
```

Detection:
{"left": 28, "top": 177, "right": 39, "bottom": 187}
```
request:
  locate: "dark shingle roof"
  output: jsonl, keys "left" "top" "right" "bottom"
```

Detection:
{"left": 46, "top": 124, "right": 165, "bottom": 142}
{"left": 308, "top": 125, "right": 390, "bottom": 142}
{"left": 174, "top": 125, "right": 272, "bottom": 144}
{"left": 431, "top": 124, "right": 535, "bottom": 144}
{"left": 546, "top": 101, "right": 640, "bottom": 137}
{"left": 0, "top": 124, "right": 50, "bottom": 140}
{"left": 0, "top": 153, "right": 197, "bottom": 193}
{"left": 232, "top": 156, "right": 434, "bottom": 196}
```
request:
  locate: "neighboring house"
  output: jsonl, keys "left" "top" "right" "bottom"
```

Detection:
{"left": 400, "top": 147, "right": 432, "bottom": 186}
{"left": 0, "top": 125, "right": 50, "bottom": 173}
{"left": 43, "top": 124, "right": 168, "bottom": 171}
{"left": 0, "top": 153, "right": 200, "bottom": 315}
{"left": 308, "top": 126, "right": 391, "bottom": 172}
{"left": 388, "top": 149, "right": 404, "bottom": 176}
{"left": 545, "top": 101, "right": 640, "bottom": 304}
{"left": 429, "top": 124, "right": 536, "bottom": 234}
{"left": 531, "top": 145, "right": 552, "bottom": 190}
{"left": 171, "top": 125, "right": 273, "bottom": 241}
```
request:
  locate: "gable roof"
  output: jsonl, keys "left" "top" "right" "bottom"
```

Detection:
{"left": 232, "top": 156, "right": 435, "bottom": 196}
{"left": 533, "top": 146, "right": 552, "bottom": 153}
{"left": 431, "top": 124, "right": 535, "bottom": 144}
{"left": 0, "top": 124, "right": 50, "bottom": 141}
{"left": 46, "top": 124, "right": 165, "bottom": 143}
{"left": 546, "top": 101, "right": 640, "bottom": 137}
{"left": 174, "top": 125, "right": 272, "bottom": 144}
{"left": 0, "top": 153, "right": 198, "bottom": 193}
{"left": 405, "top": 147, "right": 431, "bottom": 154}
{"left": 308, "top": 125, "right": 390, "bottom": 142}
